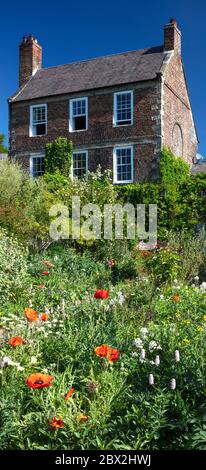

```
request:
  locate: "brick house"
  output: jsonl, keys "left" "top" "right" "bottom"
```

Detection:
{"left": 8, "top": 20, "right": 198, "bottom": 182}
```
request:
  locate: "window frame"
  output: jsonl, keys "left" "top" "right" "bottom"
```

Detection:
{"left": 69, "top": 97, "right": 88, "bottom": 133}
{"left": 71, "top": 150, "right": 88, "bottom": 180}
{"left": 113, "top": 145, "right": 134, "bottom": 184}
{"left": 29, "top": 153, "right": 45, "bottom": 178}
{"left": 30, "top": 104, "right": 47, "bottom": 137}
{"left": 113, "top": 90, "right": 133, "bottom": 127}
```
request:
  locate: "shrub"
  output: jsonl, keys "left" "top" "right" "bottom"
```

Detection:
{"left": 0, "top": 229, "right": 29, "bottom": 305}
{"left": 0, "top": 160, "right": 55, "bottom": 248}
{"left": 143, "top": 247, "right": 181, "bottom": 286}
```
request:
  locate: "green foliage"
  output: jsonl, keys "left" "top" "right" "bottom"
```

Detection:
{"left": 45, "top": 137, "right": 73, "bottom": 176}
{"left": 0, "top": 146, "right": 206, "bottom": 450}
{"left": 0, "top": 228, "right": 29, "bottom": 305}
{"left": 143, "top": 231, "right": 205, "bottom": 286}
{"left": 159, "top": 146, "right": 190, "bottom": 202}
{"left": 43, "top": 171, "right": 69, "bottom": 192}
{"left": 53, "top": 166, "right": 116, "bottom": 209}
{"left": 144, "top": 248, "right": 181, "bottom": 285}
{"left": 116, "top": 148, "right": 206, "bottom": 235}
{"left": 0, "top": 160, "right": 55, "bottom": 247}
{"left": 0, "top": 246, "right": 206, "bottom": 449}
{"left": 47, "top": 166, "right": 118, "bottom": 249}
{"left": 0, "top": 134, "right": 7, "bottom": 153}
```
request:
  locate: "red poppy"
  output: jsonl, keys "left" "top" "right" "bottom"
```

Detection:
{"left": 9, "top": 336, "right": 25, "bottom": 347}
{"left": 24, "top": 307, "right": 38, "bottom": 322}
{"left": 171, "top": 294, "right": 181, "bottom": 302}
{"left": 49, "top": 416, "right": 63, "bottom": 428}
{"left": 106, "top": 347, "right": 119, "bottom": 362}
{"left": 65, "top": 387, "right": 75, "bottom": 401}
{"left": 26, "top": 373, "right": 53, "bottom": 389}
{"left": 95, "top": 344, "right": 120, "bottom": 362}
{"left": 94, "top": 289, "right": 109, "bottom": 299}
{"left": 40, "top": 313, "right": 49, "bottom": 321}
{"left": 42, "top": 271, "right": 49, "bottom": 275}
{"left": 95, "top": 344, "right": 109, "bottom": 357}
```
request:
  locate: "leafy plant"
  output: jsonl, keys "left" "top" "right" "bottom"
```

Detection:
{"left": 45, "top": 137, "right": 73, "bottom": 176}
{"left": 0, "top": 134, "right": 7, "bottom": 154}
{"left": 0, "top": 228, "right": 29, "bottom": 305}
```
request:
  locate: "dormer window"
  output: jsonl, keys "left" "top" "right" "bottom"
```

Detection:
{"left": 30, "top": 104, "right": 47, "bottom": 136}
{"left": 113, "top": 91, "right": 133, "bottom": 127}
{"left": 69, "top": 97, "right": 88, "bottom": 132}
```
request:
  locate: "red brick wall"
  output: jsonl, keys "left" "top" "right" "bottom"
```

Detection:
{"left": 9, "top": 81, "right": 162, "bottom": 182}
{"left": 162, "top": 51, "right": 198, "bottom": 164}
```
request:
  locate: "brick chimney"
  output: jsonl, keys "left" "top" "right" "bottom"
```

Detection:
{"left": 19, "top": 35, "right": 42, "bottom": 88}
{"left": 164, "top": 19, "right": 181, "bottom": 55}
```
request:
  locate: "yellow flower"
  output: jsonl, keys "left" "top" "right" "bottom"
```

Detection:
{"left": 203, "top": 315, "right": 206, "bottom": 321}
{"left": 182, "top": 338, "right": 190, "bottom": 345}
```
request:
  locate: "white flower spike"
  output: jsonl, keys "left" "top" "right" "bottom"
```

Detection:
{"left": 149, "top": 374, "right": 154, "bottom": 385}
{"left": 170, "top": 378, "right": 176, "bottom": 390}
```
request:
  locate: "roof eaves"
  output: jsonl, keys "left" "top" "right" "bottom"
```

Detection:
{"left": 8, "top": 69, "right": 40, "bottom": 103}
{"left": 11, "top": 75, "right": 160, "bottom": 104}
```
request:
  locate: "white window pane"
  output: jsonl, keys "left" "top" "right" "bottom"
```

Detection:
{"left": 115, "top": 92, "right": 132, "bottom": 126}
{"left": 32, "top": 156, "right": 45, "bottom": 178}
{"left": 71, "top": 98, "right": 87, "bottom": 131}
{"left": 115, "top": 147, "right": 132, "bottom": 182}
{"left": 73, "top": 152, "right": 87, "bottom": 179}
{"left": 31, "top": 105, "right": 47, "bottom": 136}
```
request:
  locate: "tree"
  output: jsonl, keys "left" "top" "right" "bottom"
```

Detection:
{"left": 45, "top": 137, "right": 73, "bottom": 176}
{"left": 0, "top": 134, "right": 8, "bottom": 154}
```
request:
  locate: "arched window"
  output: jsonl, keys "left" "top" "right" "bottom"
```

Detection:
{"left": 172, "top": 123, "right": 183, "bottom": 157}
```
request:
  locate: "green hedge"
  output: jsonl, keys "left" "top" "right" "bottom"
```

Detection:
{"left": 116, "top": 148, "right": 206, "bottom": 235}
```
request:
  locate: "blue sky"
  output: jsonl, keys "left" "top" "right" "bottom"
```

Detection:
{"left": 1, "top": 0, "right": 206, "bottom": 154}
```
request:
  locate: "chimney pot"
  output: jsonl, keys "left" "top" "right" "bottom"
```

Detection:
{"left": 170, "top": 18, "right": 177, "bottom": 25}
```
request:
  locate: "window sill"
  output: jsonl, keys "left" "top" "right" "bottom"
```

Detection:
{"left": 113, "top": 123, "right": 133, "bottom": 128}
{"left": 30, "top": 134, "right": 47, "bottom": 138}
{"left": 113, "top": 180, "right": 134, "bottom": 185}
{"left": 69, "top": 129, "right": 88, "bottom": 133}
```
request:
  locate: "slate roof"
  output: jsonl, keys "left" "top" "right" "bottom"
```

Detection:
{"left": 10, "top": 46, "right": 165, "bottom": 102}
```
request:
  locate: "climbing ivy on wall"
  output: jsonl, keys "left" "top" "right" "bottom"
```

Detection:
{"left": 159, "top": 146, "right": 190, "bottom": 203}
{"left": 45, "top": 137, "right": 73, "bottom": 176}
